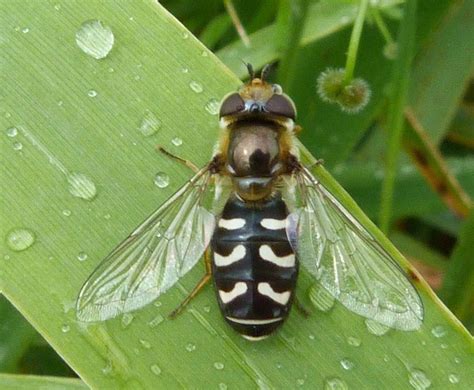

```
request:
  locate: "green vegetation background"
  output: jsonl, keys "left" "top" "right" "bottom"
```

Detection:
{"left": 0, "top": 0, "right": 473, "bottom": 389}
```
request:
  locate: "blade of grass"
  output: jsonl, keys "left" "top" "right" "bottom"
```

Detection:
{"left": 1, "top": 1, "right": 473, "bottom": 389}
{"left": 379, "top": 0, "right": 417, "bottom": 233}
{"left": 0, "top": 374, "right": 87, "bottom": 390}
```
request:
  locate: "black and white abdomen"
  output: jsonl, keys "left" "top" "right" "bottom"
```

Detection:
{"left": 211, "top": 193, "right": 298, "bottom": 341}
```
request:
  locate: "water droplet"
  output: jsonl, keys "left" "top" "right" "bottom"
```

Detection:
{"left": 308, "top": 283, "right": 335, "bottom": 311}
{"left": 203, "top": 305, "right": 211, "bottom": 313}
{"left": 431, "top": 325, "right": 446, "bottom": 338}
{"left": 101, "top": 360, "right": 113, "bottom": 376}
{"left": 67, "top": 172, "right": 97, "bottom": 200}
{"left": 77, "top": 251, "right": 88, "bottom": 262}
{"left": 108, "top": 67, "right": 114, "bottom": 73}
{"left": 133, "top": 74, "right": 140, "bottom": 81}
{"left": 383, "top": 354, "right": 390, "bottom": 362}
{"left": 205, "top": 98, "right": 220, "bottom": 115}
{"left": 104, "top": 213, "right": 111, "bottom": 220}
{"left": 408, "top": 368, "right": 431, "bottom": 389}
{"left": 150, "top": 364, "right": 161, "bottom": 376}
{"left": 324, "top": 377, "right": 348, "bottom": 390}
{"left": 87, "top": 89, "right": 98, "bottom": 97}
{"left": 347, "top": 336, "right": 361, "bottom": 347}
{"left": 454, "top": 357, "right": 461, "bottom": 364}
{"left": 154, "top": 172, "right": 170, "bottom": 188}
{"left": 214, "top": 362, "right": 224, "bottom": 370}
{"left": 12, "top": 141, "right": 23, "bottom": 151}
{"left": 365, "top": 319, "right": 390, "bottom": 336}
{"left": 440, "top": 343, "right": 448, "bottom": 349}
{"left": 185, "top": 343, "right": 196, "bottom": 352}
{"left": 6, "top": 228, "right": 35, "bottom": 251}
{"left": 6, "top": 127, "right": 18, "bottom": 137}
{"left": 153, "top": 301, "right": 162, "bottom": 308}
{"left": 62, "top": 209, "right": 72, "bottom": 217}
{"left": 181, "top": 67, "right": 189, "bottom": 73}
{"left": 139, "top": 110, "right": 162, "bottom": 137}
{"left": 182, "top": 32, "right": 189, "bottom": 39}
{"left": 54, "top": 4, "right": 61, "bottom": 11}
{"left": 171, "top": 137, "right": 183, "bottom": 146}
{"left": 148, "top": 314, "right": 164, "bottom": 328}
{"left": 189, "top": 80, "right": 203, "bottom": 93}
{"left": 448, "top": 374, "right": 459, "bottom": 384}
{"left": 218, "top": 383, "right": 228, "bottom": 390}
{"left": 340, "top": 358, "right": 354, "bottom": 370}
{"left": 296, "top": 378, "right": 305, "bottom": 386}
{"left": 121, "top": 313, "right": 134, "bottom": 328}
{"left": 308, "top": 334, "right": 315, "bottom": 340}
{"left": 22, "top": 27, "right": 30, "bottom": 34}
{"left": 75, "top": 20, "right": 114, "bottom": 59}
{"left": 61, "top": 324, "right": 70, "bottom": 333}
{"left": 139, "top": 339, "right": 151, "bottom": 349}
{"left": 201, "top": 50, "right": 208, "bottom": 57}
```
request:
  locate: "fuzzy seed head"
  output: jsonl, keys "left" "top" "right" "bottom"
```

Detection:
{"left": 337, "top": 78, "right": 371, "bottom": 114}
{"left": 316, "top": 68, "right": 345, "bottom": 103}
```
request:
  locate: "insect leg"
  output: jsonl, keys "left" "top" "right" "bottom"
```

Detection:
{"left": 168, "top": 248, "right": 212, "bottom": 319}
{"left": 157, "top": 145, "right": 200, "bottom": 173}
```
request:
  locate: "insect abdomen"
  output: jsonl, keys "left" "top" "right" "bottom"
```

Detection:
{"left": 211, "top": 193, "right": 298, "bottom": 341}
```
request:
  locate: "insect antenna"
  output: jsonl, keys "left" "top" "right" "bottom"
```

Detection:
{"left": 261, "top": 63, "right": 273, "bottom": 82}
{"left": 245, "top": 62, "right": 255, "bottom": 79}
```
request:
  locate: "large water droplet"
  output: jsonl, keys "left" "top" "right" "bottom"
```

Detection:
{"left": 67, "top": 172, "right": 97, "bottom": 200}
{"left": 340, "top": 358, "right": 355, "bottom": 370}
{"left": 148, "top": 314, "right": 164, "bottom": 328}
{"left": 171, "top": 137, "right": 183, "bottom": 146}
{"left": 189, "top": 81, "right": 203, "bottom": 93}
{"left": 76, "top": 20, "right": 114, "bottom": 59}
{"left": 408, "top": 368, "right": 431, "bottom": 389}
{"left": 214, "top": 362, "right": 224, "bottom": 370}
{"left": 448, "top": 374, "right": 459, "bottom": 384}
{"left": 205, "top": 98, "right": 220, "bottom": 115}
{"left": 22, "top": 27, "right": 30, "bottom": 34}
{"left": 154, "top": 172, "right": 170, "bottom": 188}
{"left": 365, "top": 319, "right": 390, "bottom": 336}
{"left": 121, "top": 313, "right": 134, "bottom": 329}
{"left": 324, "top": 377, "right": 348, "bottom": 390}
{"left": 87, "top": 89, "right": 98, "bottom": 97}
{"left": 185, "top": 343, "right": 196, "bottom": 352}
{"left": 6, "top": 127, "right": 18, "bottom": 137}
{"left": 6, "top": 228, "right": 36, "bottom": 251}
{"left": 12, "top": 142, "right": 23, "bottom": 151}
{"left": 431, "top": 325, "right": 446, "bottom": 338}
{"left": 139, "top": 110, "right": 162, "bottom": 137}
{"left": 308, "top": 283, "right": 335, "bottom": 311}
{"left": 139, "top": 339, "right": 151, "bottom": 349}
{"left": 347, "top": 336, "right": 361, "bottom": 347}
{"left": 150, "top": 364, "right": 161, "bottom": 376}
{"left": 77, "top": 251, "right": 88, "bottom": 262}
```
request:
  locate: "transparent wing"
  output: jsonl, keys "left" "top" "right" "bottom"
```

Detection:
{"left": 287, "top": 167, "right": 423, "bottom": 330}
{"left": 77, "top": 166, "right": 216, "bottom": 322}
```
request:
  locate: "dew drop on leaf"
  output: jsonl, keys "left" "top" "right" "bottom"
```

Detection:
{"left": 61, "top": 324, "right": 70, "bottom": 333}
{"left": 77, "top": 251, "right": 88, "bottom": 262}
{"left": 139, "top": 339, "right": 151, "bottom": 349}
{"left": 171, "top": 137, "right": 183, "bottom": 146}
{"left": 139, "top": 110, "right": 162, "bottom": 137}
{"left": 213, "top": 362, "right": 224, "bottom": 370}
{"left": 67, "top": 172, "right": 97, "bottom": 200}
{"left": 340, "top": 358, "right": 355, "bottom": 370}
{"left": 185, "top": 343, "right": 196, "bottom": 352}
{"left": 87, "top": 89, "right": 98, "bottom": 97}
{"left": 308, "top": 283, "right": 335, "bottom": 312}
{"left": 218, "top": 383, "right": 228, "bottom": 390}
{"left": 150, "top": 364, "right": 162, "bottom": 376}
{"left": 6, "top": 127, "right": 18, "bottom": 137}
{"left": 121, "top": 313, "right": 134, "bottom": 329}
{"left": 324, "top": 377, "right": 348, "bottom": 390}
{"left": 408, "top": 368, "right": 431, "bottom": 390}
{"left": 365, "top": 319, "right": 390, "bottom": 336}
{"left": 205, "top": 98, "right": 220, "bottom": 115}
{"left": 6, "top": 228, "right": 35, "bottom": 252}
{"left": 62, "top": 209, "right": 72, "bottom": 217}
{"left": 347, "top": 336, "right": 361, "bottom": 347}
{"left": 448, "top": 374, "right": 460, "bottom": 384}
{"left": 76, "top": 20, "right": 114, "bottom": 59}
{"left": 189, "top": 80, "right": 203, "bottom": 93}
{"left": 154, "top": 172, "right": 170, "bottom": 188}
{"left": 12, "top": 141, "right": 23, "bottom": 151}
{"left": 431, "top": 325, "right": 446, "bottom": 338}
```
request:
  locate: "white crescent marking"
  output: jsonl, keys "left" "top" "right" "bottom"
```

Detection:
{"left": 218, "top": 218, "right": 246, "bottom": 230}
{"left": 259, "top": 245, "right": 295, "bottom": 267}
{"left": 260, "top": 218, "right": 286, "bottom": 230}
{"left": 257, "top": 282, "right": 291, "bottom": 305}
{"left": 219, "top": 282, "right": 248, "bottom": 303}
{"left": 214, "top": 245, "right": 246, "bottom": 266}
{"left": 226, "top": 317, "right": 283, "bottom": 325}
{"left": 242, "top": 334, "right": 270, "bottom": 341}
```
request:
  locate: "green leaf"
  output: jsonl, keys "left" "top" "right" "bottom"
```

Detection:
{"left": 0, "top": 374, "right": 87, "bottom": 390}
{"left": 1, "top": 1, "right": 473, "bottom": 389}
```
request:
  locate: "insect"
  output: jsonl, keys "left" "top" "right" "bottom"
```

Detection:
{"left": 76, "top": 64, "right": 423, "bottom": 340}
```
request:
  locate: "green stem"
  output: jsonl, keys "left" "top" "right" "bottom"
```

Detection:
{"left": 344, "top": 0, "right": 370, "bottom": 84}
{"left": 371, "top": 6, "right": 394, "bottom": 44}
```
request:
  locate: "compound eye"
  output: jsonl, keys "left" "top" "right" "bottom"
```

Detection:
{"left": 219, "top": 93, "right": 245, "bottom": 117}
{"left": 265, "top": 94, "right": 296, "bottom": 119}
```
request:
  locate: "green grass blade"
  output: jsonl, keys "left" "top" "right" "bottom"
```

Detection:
{"left": 1, "top": 1, "right": 473, "bottom": 389}
{"left": 0, "top": 374, "right": 87, "bottom": 390}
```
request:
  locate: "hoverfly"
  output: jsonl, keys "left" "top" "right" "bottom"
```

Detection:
{"left": 76, "top": 64, "right": 423, "bottom": 340}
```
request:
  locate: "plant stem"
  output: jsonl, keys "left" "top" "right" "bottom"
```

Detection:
{"left": 224, "top": 0, "right": 251, "bottom": 48}
{"left": 344, "top": 0, "right": 370, "bottom": 84}
{"left": 371, "top": 6, "right": 394, "bottom": 44}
